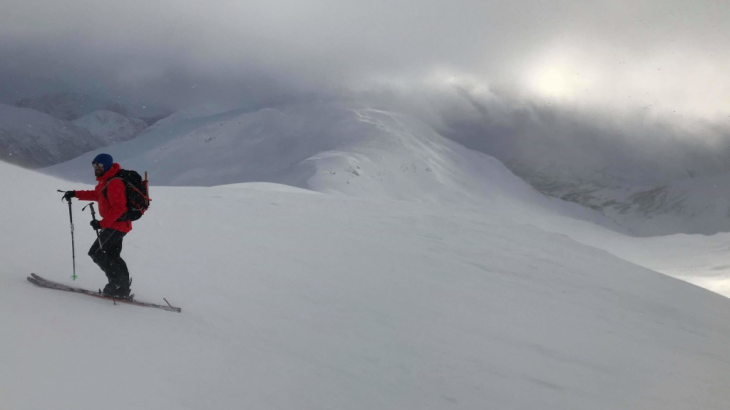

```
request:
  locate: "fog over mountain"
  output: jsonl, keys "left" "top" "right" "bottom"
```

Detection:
{"left": 44, "top": 100, "right": 596, "bottom": 216}
{"left": 2, "top": 0, "right": 729, "bottom": 228}
{"left": 72, "top": 110, "right": 148, "bottom": 145}
{"left": 0, "top": 104, "right": 106, "bottom": 168}
{"left": 14, "top": 92, "right": 129, "bottom": 120}
{"left": 3, "top": 0, "right": 728, "bottom": 213}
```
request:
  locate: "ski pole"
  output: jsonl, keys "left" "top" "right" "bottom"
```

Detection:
{"left": 82, "top": 203, "right": 103, "bottom": 251}
{"left": 57, "top": 190, "right": 77, "bottom": 281}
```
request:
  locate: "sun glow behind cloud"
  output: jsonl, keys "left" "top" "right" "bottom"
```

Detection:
{"left": 1, "top": 0, "right": 728, "bottom": 125}
{"left": 526, "top": 63, "right": 598, "bottom": 103}
{"left": 520, "top": 42, "right": 730, "bottom": 121}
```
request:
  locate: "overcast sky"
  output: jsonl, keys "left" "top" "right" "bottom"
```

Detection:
{"left": 1, "top": 0, "right": 728, "bottom": 120}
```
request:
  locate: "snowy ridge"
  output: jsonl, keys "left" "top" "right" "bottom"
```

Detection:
{"left": 4, "top": 159, "right": 730, "bottom": 409}
{"left": 44, "top": 101, "right": 613, "bottom": 230}
{"left": 72, "top": 110, "right": 148, "bottom": 145}
{"left": 513, "top": 161, "right": 730, "bottom": 236}
{"left": 14, "top": 92, "right": 127, "bottom": 120}
{"left": 0, "top": 103, "right": 106, "bottom": 168}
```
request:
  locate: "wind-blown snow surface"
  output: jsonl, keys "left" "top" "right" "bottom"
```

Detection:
{"left": 4, "top": 161, "right": 730, "bottom": 409}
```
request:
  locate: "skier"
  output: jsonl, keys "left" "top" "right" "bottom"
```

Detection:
{"left": 62, "top": 153, "right": 133, "bottom": 298}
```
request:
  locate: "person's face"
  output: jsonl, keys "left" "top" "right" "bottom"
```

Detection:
{"left": 93, "top": 162, "right": 105, "bottom": 177}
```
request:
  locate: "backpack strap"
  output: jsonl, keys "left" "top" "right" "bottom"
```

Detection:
{"left": 103, "top": 176, "right": 150, "bottom": 205}
{"left": 101, "top": 177, "right": 122, "bottom": 199}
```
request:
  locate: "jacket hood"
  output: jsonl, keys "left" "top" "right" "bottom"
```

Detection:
{"left": 97, "top": 163, "right": 122, "bottom": 182}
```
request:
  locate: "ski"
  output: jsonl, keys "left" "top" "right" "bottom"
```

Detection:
{"left": 28, "top": 273, "right": 181, "bottom": 313}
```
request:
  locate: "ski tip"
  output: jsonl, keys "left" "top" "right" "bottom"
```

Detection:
{"left": 163, "top": 298, "right": 182, "bottom": 313}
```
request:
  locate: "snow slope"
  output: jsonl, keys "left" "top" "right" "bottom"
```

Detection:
{"left": 73, "top": 110, "right": 148, "bottom": 145}
{"left": 3, "top": 160, "right": 730, "bottom": 409}
{"left": 571, "top": 228, "right": 730, "bottom": 298}
{"left": 0, "top": 104, "right": 106, "bottom": 168}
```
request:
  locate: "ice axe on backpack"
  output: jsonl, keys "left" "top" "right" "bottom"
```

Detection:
{"left": 82, "top": 202, "right": 103, "bottom": 252}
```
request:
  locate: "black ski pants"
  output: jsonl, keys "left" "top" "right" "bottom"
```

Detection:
{"left": 88, "top": 228, "right": 130, "bottom": 285}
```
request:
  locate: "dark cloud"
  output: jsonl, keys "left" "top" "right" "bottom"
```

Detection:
{"left": 355, "top": 80, "right": 730, "bottom": 189}
{"left": 1, "top": 0, "right": 728, "bottom": 117}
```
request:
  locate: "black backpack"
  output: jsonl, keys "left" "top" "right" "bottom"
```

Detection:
{"left": 103, "top": 169, "right": 151, "bottom": 221}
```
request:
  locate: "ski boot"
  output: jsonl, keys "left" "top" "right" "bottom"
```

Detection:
{"left": 101, "top": 278, "right": 133, "bottom": 300}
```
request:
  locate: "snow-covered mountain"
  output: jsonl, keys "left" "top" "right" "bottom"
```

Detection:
{"left": 14, "top": 92, "right": 169, "bottom": 123}
{"left": 509, "top": 161, "right": 730, "bottom": 236}
{"left": 395, "top": 87, "right": 730, "bottom": 236}
{"left": 43, "top": 101, "right": 611, "bottom": 230}
{"left": 72, "top": 110, "right": 148, "bottom": 145}
{"left": 40, "top": 96, "right": 730, "bottom": 236}
{"left": 5, "top": 158, "right": 730, "bottom": 409}
{"left": 0, "top": 104, "right": 107, "bottom": 168}
{"left": 428, "top": 94, "right": 730, "bottom": 236}
{"left": 14, "top": 92, "right": 127, "bottom": 120}
{"left": 589, "top": 173, "right": 730, "bottom": 236}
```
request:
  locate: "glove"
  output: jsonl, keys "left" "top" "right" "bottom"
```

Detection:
{"left": 90, "top": 220, "right": 102, "bottom": 231}
{"left": 62, "top": 191, "right": 76, "bottom": 201}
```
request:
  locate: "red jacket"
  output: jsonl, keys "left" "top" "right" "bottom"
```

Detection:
{"left": 76, "top": 163, "right": 132, "bottom": 233}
